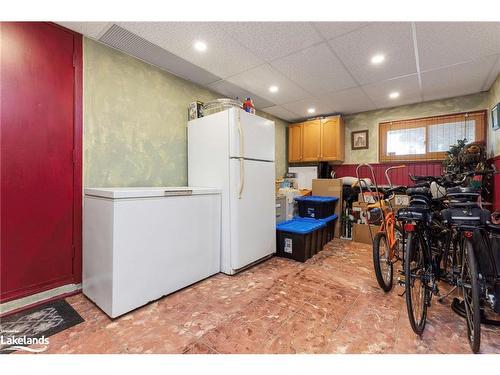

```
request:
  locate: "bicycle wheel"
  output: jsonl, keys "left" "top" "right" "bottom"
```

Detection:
{"left": 405, "top": 231, "right": 429, "bottom": 335}
{"left": 373, "top": 232, "right": 393, "bottom": 291}
{"left": 461, "top": 237, "right": 481, "bottom": 353}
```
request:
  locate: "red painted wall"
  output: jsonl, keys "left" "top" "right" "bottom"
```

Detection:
{"left": 492, "top": 156, "right": 500, "bottom": 211}
{"left": 0, "top": 22, "right": 82, "bottom": 303}
{"left": 332, "top": 161, "right": 444, "bottom": 186}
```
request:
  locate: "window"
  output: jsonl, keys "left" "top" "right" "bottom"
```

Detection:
{"left": 386, "top": 127, "right": 426, "bottom": 156}
{"left": 379, "top": 111, "right": 486, "bottom": 162}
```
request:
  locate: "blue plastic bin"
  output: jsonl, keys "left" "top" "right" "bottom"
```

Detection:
{"left": 276, "top": 220, "right": 326, "bottom": 262}
{"left": 294, "top": 196, "right": 338, "bottom": 219}
{"left": 294, "top": 214, "right": 338, "bottom": 249}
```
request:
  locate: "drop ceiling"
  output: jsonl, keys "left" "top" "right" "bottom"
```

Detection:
{"left": 58, "top": 21, "right": 500, "bottom": 122}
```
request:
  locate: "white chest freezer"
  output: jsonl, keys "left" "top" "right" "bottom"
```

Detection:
{"left": 83, "top": 186, "right": 221, "bottom": 318}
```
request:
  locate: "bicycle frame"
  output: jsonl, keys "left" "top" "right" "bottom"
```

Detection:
{"left": 356, "top": 164, "right": 406, "bottom": 260}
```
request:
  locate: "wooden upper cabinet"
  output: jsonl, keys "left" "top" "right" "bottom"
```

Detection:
{"left": 320, "top": 116, "right": 344, "bottom": 161}
{"left": 288, "top": 116, "right": 344, "bottom": 163}
{"left": 301, "top": 120, "right": 322, "bottom": 162}
{"left": 288, "top": 123, "right": 303, "bottom": 162}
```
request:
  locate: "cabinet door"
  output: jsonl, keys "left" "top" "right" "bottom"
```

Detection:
{"left": 288, "top": 124, "right": 303, "bottom": 162}
{"left": 321, "top": 117, "right": 344, "bottom": 161}
{"left": 302, "top": 120, "right": 321, "bottom": 162}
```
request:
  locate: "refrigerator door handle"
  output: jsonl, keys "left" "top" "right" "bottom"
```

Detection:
{"left": 237, "top": 111, "right": 245, "bottom": 199}
{"left": 238, "top": 158, "right": 244, "bottom": 199}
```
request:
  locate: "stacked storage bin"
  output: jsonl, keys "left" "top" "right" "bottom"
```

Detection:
{"left": 276, "top": 220, "right": 325, "bottom": 262}
{"left": 276, "top": 196, "right": 338, "bottom": 262}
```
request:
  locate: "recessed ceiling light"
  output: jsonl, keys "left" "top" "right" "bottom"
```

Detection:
{"left": 269, "top": 85, "right": 279, "bottom": 93}
{"left": 371, "top": 54, "right": 385, "bottom": 64}
{"left": 389, "top": 91, "right": 400, "bottom": 99}
{"left": 307, "top": 108, "right": 316, "bottom": 114}
{"left": 194, "top": 41, "right": 207, "bottom": 52}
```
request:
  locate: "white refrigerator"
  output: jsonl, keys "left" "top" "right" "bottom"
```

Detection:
{"left": 188, "top": 108, "right": 276, "bottom": 275}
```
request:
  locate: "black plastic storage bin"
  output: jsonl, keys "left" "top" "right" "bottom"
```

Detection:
{"left": 276, "top": 220, "right": 326, "bottom": 262}
{"left": 289, "top": 218, "right": 323, "bottom": 254}
{"left": 294, "top": 214, "right": 338, "bottom": 250}
{"left": 294, "top": 196, "right": 338, "bottom": 219}
{"left": 321, "top": 214, "right": 338, "bottom": 242}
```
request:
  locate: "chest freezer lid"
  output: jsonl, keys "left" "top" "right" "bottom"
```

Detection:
{"left": 84, "top": 186, "right": 221, "bottom": 199}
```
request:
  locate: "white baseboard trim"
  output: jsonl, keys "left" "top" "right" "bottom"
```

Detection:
{"left": 0, "top": 283, "right": 82, "bottom": 315}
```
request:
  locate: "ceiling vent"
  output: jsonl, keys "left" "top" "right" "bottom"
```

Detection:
{"left": 99, "top": 24, "right": 221, "bottom": 86}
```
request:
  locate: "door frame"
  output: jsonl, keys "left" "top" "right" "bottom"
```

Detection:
{"left": 0, "top": 23, "right": 83, "bottom": 303}
{"left": 51, "top": 23, "right": 83, "bottom": 285}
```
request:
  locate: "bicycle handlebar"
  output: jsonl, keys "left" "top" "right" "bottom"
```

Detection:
{"left": 409, "top": 168, "right": 498, "bottom": 187}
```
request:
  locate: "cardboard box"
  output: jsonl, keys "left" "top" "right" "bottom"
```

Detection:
{"left": 388, "top": 194, "right": 409, "bottom": 214}
{"left": 358, "top": 192, "right": 383, "bottom": 204}
{"left": 390, "top": 194, "right": 409, "bottom": 207}
{"left": 312, "top": 179, "right": 343, "bottom": 238}
{"left": 353, "top": 223, "right": 379, "bottom": 245}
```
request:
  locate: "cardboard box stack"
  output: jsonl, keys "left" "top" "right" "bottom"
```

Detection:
{"left": 311, "top": 179, "right": 343, "bottom": 238}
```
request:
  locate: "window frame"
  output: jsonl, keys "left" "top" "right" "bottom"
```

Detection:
{"left": 378, "top": 110, "right": 486, "bottom": 163}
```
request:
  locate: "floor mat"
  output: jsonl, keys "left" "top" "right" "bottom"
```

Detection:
{"left": 0, "top": 299, "right": 84, "bottom": 353}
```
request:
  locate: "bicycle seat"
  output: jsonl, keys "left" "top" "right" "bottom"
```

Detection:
{"left": 382, "top": 186, "right": 406, "bottom": 198}
{"left": 409, "top": 174, "right": 439, "bottom": 183}
{"left": 442, "top": 207, "right": 490, "bottom": 226}
{"left": 409, "top": 197, "right": 432, "bottom": 207}
{"left": 407, "top": 187, "right": 432, "bottom": 196}
{"left": 448, "top": 201, "right": 481, "bottom": 208}
{"left": 447, "top": 187, "right": 481, "bottom": 195}
{"left": 396, "top": 207, "right": 430, "bottom": 222}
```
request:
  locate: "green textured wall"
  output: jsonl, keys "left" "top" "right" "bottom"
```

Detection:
{"left": 83, "top": 38, "right": 287, "bottom": 187}
{"left": 343, "top": 92, "right": 490, "bottom": 164}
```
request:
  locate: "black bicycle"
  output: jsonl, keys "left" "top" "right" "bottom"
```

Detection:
{"left": 397, "top": 175, "right": 453, "bottom": 336}
{"left": 399, "top": 170, "right": 499, "bottom": 353}
{"left": 442, "top": 176, "right": 500, "bottom": 353}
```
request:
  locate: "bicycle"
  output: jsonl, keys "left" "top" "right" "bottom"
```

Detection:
{"left": 441, "top": 169, "right": 499, "bottom": 353}
{"left": 355, "top": 164, "right": 407, "bottom": 291}
{"left": 399, "top": 169, "right": 498, "bottom": 353}
{"left": 397, "top": 174, "right": 457, "bottom": 336}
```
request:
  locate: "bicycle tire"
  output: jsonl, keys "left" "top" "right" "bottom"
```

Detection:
{"left": 405, "top": 232, "right": 428, "bottom": 335}
{"left": 373, "top": 232, "right": 393, "bottom": 291}
{"left": 462, "top": 238, "right": 481, "bottom": 353}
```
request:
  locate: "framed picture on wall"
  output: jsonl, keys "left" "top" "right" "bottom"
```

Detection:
{"left": 351, "top": 130, "right": 369, "bottom": 150}
{"left": 492, "top": 103, "right": 500, "bottom": 130}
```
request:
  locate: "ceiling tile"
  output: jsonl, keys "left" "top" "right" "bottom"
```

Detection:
{"left": 221, "top": 22, "right": 323, "bottom": 61}
{"left": 362, "top": 74, "right": 422, "bottom": 108}
{"left": 271, "top": 43, "right": 357, "bottom": 95}
{"left": 312, "top": 22, "right": 370, "bottom": 40}
{"left": 57, "top": 22, "right": 112, "bottom": 39}
{"left": 119, "top": 22, "right": 263, "bottom": 79}
{"left": 226, "top": 64, "right": 313, "bottom": 106}
{"left": 207, "top": 80, "right": 275, "bottom": 108}
{"left": 416, "top": 22, "right": 500, "bottom": 71}
{"left": 320, "top": 87, "right": 377, "bottom": 114}
{"left": 482, "top": 55, "right": 500, "bottom": 91}
{"left": 282, "top": 87, "right": 375, "bottom": 117}
{"left": 421, "top": 56, "right": 497, "bottom": 101}
{"left": 329, "top": 22, "right": 417, "bottom": 85}
{"left": 261, "top": 106, "right": 301, "bottom": 122}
